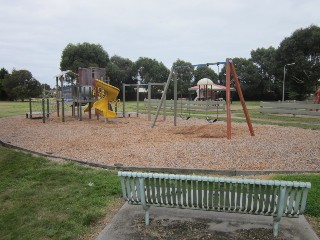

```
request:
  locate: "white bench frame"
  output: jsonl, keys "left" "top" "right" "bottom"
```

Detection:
{"left": 118, "top": 171, "right": 311, "bottom": 237}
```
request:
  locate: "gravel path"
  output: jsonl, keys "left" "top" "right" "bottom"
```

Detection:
{"left": 0, "top": 114, "right": 319, "bottom": 171}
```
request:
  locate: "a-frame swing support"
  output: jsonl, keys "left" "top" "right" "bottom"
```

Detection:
{"left": 226, "top": 58, "right": 255, "bottom": 139}
{"left": 152, "top": 58, "right": 255, "bottom": 139}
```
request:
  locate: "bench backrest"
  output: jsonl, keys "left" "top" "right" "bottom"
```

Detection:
{"left": 118, "top": 172, "right": 311, "bottom": 217}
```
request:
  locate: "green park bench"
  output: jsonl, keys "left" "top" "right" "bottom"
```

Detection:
{"left": 118, "top": 171, "right": 311, "bottom": 237}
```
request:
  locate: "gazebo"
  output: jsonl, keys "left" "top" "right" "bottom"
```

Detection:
{"left": 188, "top": 78, "right": 235, "bottom": 101}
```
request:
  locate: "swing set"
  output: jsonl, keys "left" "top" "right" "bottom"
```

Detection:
{"left": 178, "top": 78, "right": 221, "bottom": 123}
{"left": 152, "top": 58, "right": 255, "bottom": 140}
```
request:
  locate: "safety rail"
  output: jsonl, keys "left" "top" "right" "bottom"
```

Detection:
{"left": 118, "top": 171, "right": 311, "bottom": 237}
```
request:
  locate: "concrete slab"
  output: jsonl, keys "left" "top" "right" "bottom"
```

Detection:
{"left": 97, "top": 203, "right": 319, "bottom": 240}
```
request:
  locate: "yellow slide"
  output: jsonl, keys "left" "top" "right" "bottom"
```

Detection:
{"left": 92, "top": 80, "right": 120, "bottom": 118}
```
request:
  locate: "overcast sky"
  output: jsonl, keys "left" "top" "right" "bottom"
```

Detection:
{"left": 0, "top": 0, "right": 319, "bottom": 87}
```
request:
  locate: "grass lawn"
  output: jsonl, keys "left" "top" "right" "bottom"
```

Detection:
{"left": 0, "top": 101, "right": 29, "bottom": 118}
{"left": 0, "top": 147, "right": 121, "bottom": 240}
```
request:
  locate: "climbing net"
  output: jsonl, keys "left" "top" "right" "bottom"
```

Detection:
{"left": 28, "top": 98, "right": 57, "bottom": 119}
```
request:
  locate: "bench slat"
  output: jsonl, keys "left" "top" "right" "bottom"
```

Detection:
{"left": 145, "top": 178, "right": 152, "bottom": 203}
{"left": 293, "top": 189, "right": 302, "bottom": 215}
{"left": 289, "top": 189, "right": 296, "bottom": 213}
{"left": 182, "top": 180, "right": 187, "bottom": 207}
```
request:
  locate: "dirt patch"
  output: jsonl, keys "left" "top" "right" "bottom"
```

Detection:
{"left": 132, "top": 217, "right": 289, "bottom": 240}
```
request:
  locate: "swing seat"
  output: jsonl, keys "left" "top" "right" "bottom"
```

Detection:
{"left": 180, "top": 115, "right": 190, "bottom": 120}
{"left": 206, "top": 116, "right": 217, "bottom": 123}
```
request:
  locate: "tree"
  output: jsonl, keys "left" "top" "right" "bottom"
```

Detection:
{"left": 220, "top": 58, "right": 260, "bottom": 100}
{"left": 42, "top": 83, "right": 52, "bottom": 97}
{"left": 0, "top": 68, "right": 8, "bottom": 79}
{"left": 60, "top": 42, "right": 109, "bottom": 74}
{"left": 133, "top": 57, "right": 170, "bottom": 99}
{"left": 2, "top": 70, "right": 42, "bottom": 101}
{"left": 251, "top": 47, "right": 277, "bottom": 100}
{"left": 194, "top": 65, "right": 218, "bottom": 83}
{"left": 106, "top": 55, "right": 134, "bottom": 90}
{"left": 0, "top": 68, "right": 9, "bottom": 100}
{"left": 173, "top": 59, "right": 194, "bottom": 98}
{"left": 276, "top": 25, "right": 320, "bottom": 100}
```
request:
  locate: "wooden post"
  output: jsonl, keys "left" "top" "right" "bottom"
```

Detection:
{"left": 79, "top": 86, "right": 83, "bottom": 121}
{"left": 57, "top": 99, "right": 60, "bottom": 117}
{"left": 173, "top": 71, "right": 177, "bottom": 126}
{"left": 89, "top": 86, "right": 92, "bottom": 119}
{"left": 29, "top": 98, "right": 32, "bottom": 118}
{"left": 42, "top": 98, "right": 45, "bottom": 123}
{"left": 72, "top": 86, "right": 75, "bottom": 117}
{"left": 46, "top": 98, "right": 50, "bottom": 117}
{"left": 226, "top": 59, "right": 232, "bottom": 139}
{"left": 230, "top": 62, "right": 255, "bottom": 136}
{"left": 122, "top": 83, "right": 126, "bottom": 118}
{"left": 62, "top": 98, "right": 65, "bottom": 122}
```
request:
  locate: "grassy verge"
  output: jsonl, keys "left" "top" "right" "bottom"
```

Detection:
{"left": 0, "top": 147, "right": 121, "bottom": 240}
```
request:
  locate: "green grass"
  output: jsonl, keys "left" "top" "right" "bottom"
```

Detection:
{"left": 272, "top": 174, "right": 320, "bottom": 235}
{"left": 272, "top": 174, "right": 320, "bottom": 217}
{"left": 0, "top": 147, "right": 121, "bottom": 240}
{"left": 0, "top": 101, "right": 29, "bottom": 117}
{"left": 237, "top": 110, "right": 320, "bottom": 123}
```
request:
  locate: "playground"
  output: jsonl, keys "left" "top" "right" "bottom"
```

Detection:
{"left": 1, "top": 62, "right": 320, "bottom": 239}
{"left": 0, "top": 112, "right": 319, "bottom": 172}
{"left": 1, "top": 61, "right": 320, "bottom": 173}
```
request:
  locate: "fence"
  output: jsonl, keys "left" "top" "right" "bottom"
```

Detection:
{"left": 260, "top": 101, "right": 320, "bottom": 116}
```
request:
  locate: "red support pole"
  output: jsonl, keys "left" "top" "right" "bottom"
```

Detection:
{"left": 230, "top": 61, "right": 255, "bottom": 136}
{"left": 226, "top": 59, "right": 232, "bottom": 139}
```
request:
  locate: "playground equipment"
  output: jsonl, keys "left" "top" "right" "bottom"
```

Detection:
{"left": 92, "top": 79, "right": 120, "bottom": 118}
{"left": 122, "top": 82, "right": 166, "bottom": 120}
{"left": 29, "top": 67, "right": 121, "bottom": 123}
{"left": 152, "top": 59, "right": 255, "bottom": 139}
{"left": 26, "top": 98, "right": 57, "bottom": 123}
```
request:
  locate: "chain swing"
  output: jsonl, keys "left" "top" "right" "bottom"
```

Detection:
{"left": 205, "top": 63, "right": 221, "bottom": 123}
{"left": 179, "top": 82, "right": 191, "bottom": 120}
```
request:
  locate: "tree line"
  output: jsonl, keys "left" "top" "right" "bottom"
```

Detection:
{"left": 1, "top": 25, "right": 319, "bottom": 101}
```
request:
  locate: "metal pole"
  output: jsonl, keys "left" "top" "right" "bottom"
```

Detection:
{"left": 137, "top": 85, "right": 139, "bottom": 117}
{"left": 282, "top": 66, "right": 286, "bottom": 102}
{"left": 151, "top": 65, "right": 174, "bottom": 128}
{"left": 282, "top": 62, "right": 295, "bottom": 102}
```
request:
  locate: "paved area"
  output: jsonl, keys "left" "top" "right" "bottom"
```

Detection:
{"left": 96, "top": 203, "right": 319, "bottom": 240}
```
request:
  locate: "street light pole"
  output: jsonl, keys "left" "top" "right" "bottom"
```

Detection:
{"left": 282, "top": 62, "right": 295, "bottom": 102}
